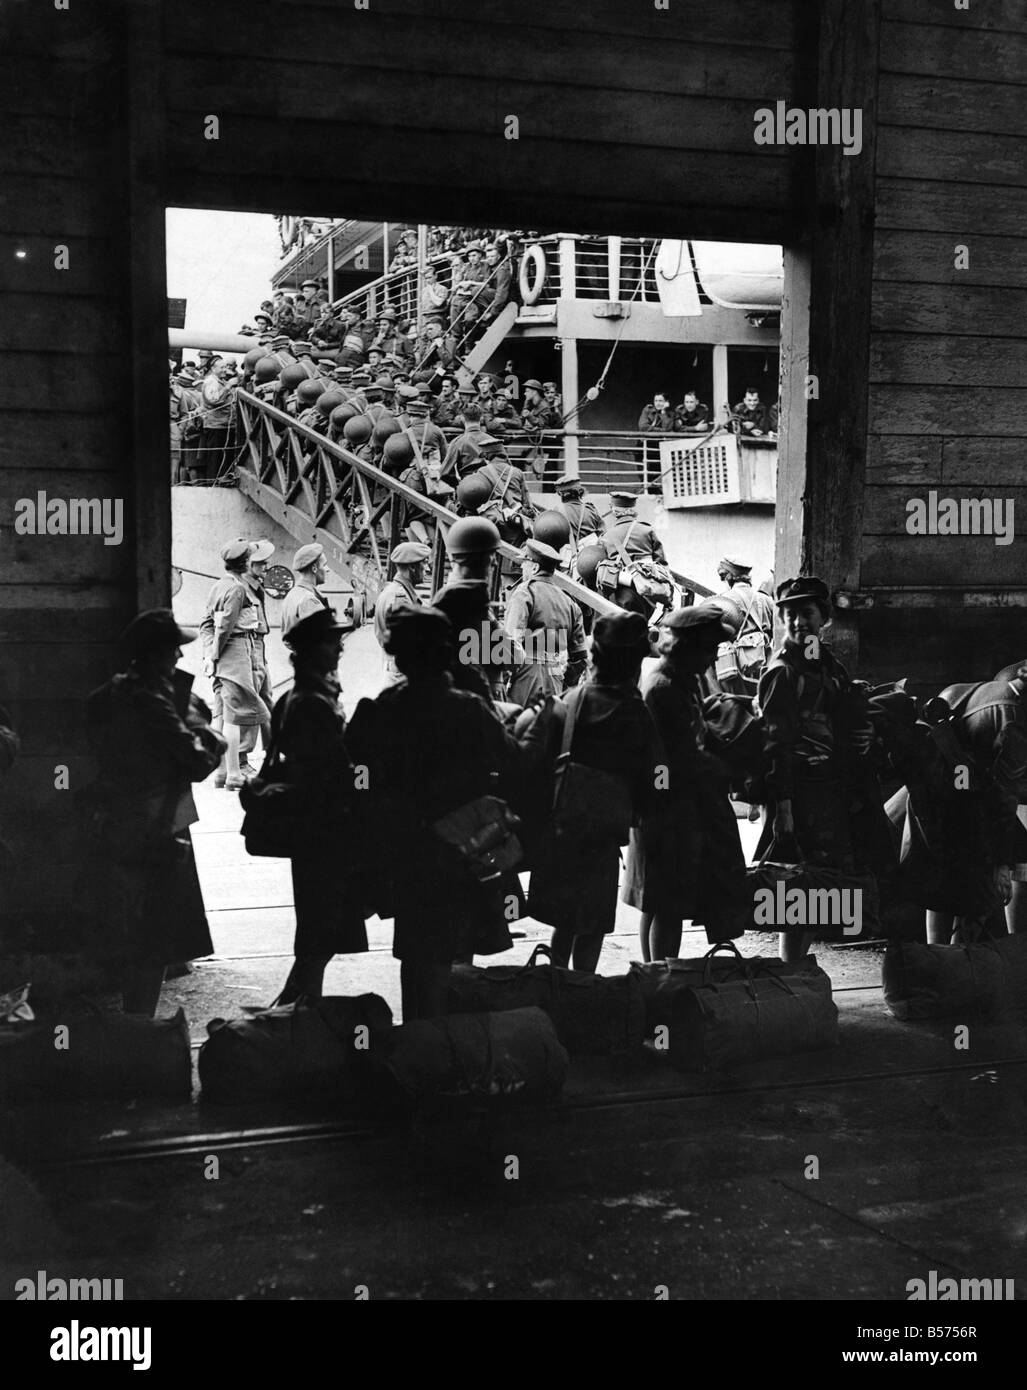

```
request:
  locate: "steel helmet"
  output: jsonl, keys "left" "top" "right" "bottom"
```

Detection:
{"left": 531, "top": 508, "right": 572, "bottom": 548}
{"left": 343, "top": 414, "right": 374, "bottom": 446}
{"left": 280, "top": 363, "right": 308, "bottom": 391}
{"left": 253, "top": 357, "right": 281, "bottom": 385}
{"left": 456, "top": 472, "right": 494, "bottom": 513}
{"left": 296, "top": 378, "right": 323, "bottom": 406}
{"left": 316, "top": 390, "right": 345, "bottom": 416}
{"left": 243, "top": 346, "right": 268, "bottom": 373}
{"left": 575, "top": 543, "right": 605, "bottom": 587}
{"left": 373, "top": 414, "right": 401, "bottom": 445}
{"left": 382, "top": 432, "right": 415, "bottom": 472}
{"left": 329, "top": 403, "right": 360, "bottom": 433}
{"left": 446, "top": 516, "right": 501, "bottom": 558}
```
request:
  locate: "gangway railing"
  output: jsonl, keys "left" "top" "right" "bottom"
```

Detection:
{"left": 234, "top": 390, "right": 620, "bottom": 616}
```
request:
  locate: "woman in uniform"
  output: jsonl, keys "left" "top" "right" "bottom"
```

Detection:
{"left": 624, "top": 605, "right": 749, "bottom": 961}
{"left": 517, "top": 611, "right": 662, "bottom": 973}
{"left": 756, "top": 576, "right": 875, "bottom": 960}
{"left": 270, "top": 607, "right": 369, "bottom": 1006}
{"left": 346, "top": 607, "right": 524, "bottom": 1021}
{"left": 81, "top": 610, "right": 225, "bottom": 1014}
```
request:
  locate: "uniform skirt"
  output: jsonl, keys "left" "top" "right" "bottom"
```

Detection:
{"left": 290, "top": 855, "right": 369, "bottom": 957}
{"left": 528, "top": 836, "right": 621, "bottom": 937}
{"left": 623, "top": 792, "right": 747, "bottom": 941}
{"left": 82, "top": 834, "right": 213, "bottom": 969}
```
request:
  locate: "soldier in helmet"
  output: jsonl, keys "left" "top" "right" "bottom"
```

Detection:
{"left": 372, "top": 306, "right": 413, "bottom": 363}
{"left": 373, "top": 542, "right": 430, "bottom": 686}
{"left": 441, "top": 402, "right": 489, "bottom": 480}
{"left": 292, "top": 279, "right": 322, "bottom": 339}
{"left": 504, "top": 539, "right": 587, "bottom": 707}
{"left": 477, "top": 433, "right": 537, "bottom": 532}
{"left": 432, "top": 517, "right": 524, "bottom": 707}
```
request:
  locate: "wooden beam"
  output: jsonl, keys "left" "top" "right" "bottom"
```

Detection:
{"left": 126, "top": 0, "right": 171, "bottom": 611}
{"left": 803, "top": 0, "right": 882, "bottom": 666}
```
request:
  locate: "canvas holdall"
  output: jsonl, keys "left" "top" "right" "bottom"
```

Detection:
{"left": 882, "top": 936, "right": 1027, "bottom": 1021}
{"left": 380, "top": 1006, "right": 569, "bottom": 1101}
{"left": 198, "top": 994, "right": 393, "bottom": 1103}
{"left": 448, "top": 944, "right": 646, "bottom": 1057}
{"left": 0, "top": 1007, "right": 192, "bottom": 1101}
{"left": 630, "top": 949, "right": 831, "bottom": 1039}
{"left": 657, "top": 942, "right": 838, "bottom": 1072}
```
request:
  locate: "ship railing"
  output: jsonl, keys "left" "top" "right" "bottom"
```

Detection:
{"left": 570, "top": 237, "right": 661, "bottom": 302}
{"left": 327, "top": 231, "right": 663, "bottom": 330}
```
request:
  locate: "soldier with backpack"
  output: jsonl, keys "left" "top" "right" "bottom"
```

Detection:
{"left": 705, "top": 556, "right": 776, "bottom": 696}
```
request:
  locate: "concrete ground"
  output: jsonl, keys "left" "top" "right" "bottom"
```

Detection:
{"left": 3, "top": 633, "right": 1027, "bottom": 1301}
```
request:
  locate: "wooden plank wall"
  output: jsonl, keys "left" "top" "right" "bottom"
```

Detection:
{"left": 161, "top": 0, "right": 806, "bottom": 243}
{"left": 0, "top": 0, "right": 137, "bottom": 927}
{"left": 863, "top": 0, "right": 1027, "bottom": 686}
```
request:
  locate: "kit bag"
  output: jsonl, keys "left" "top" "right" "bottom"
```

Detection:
{"left": 239, "top": 692, "right": 318, "bottom": 859}
{"left": 668, "top": 943, "right": 839, "bottom": 1071}
{"left": 882, "top": 936, "right": 1027, "bottom": 1021}
{"left": 746, "top": 840, "right": 880, "bottom": 941}
{"left": 549, "top": 686, "right": 633, "bottom": 844}
{"left": 381, "top": 1007, "right": 568, "bottom": 1101}
{"left": 198, "top": 994, "right": 393, "bottom": 1103}
{"left": 630, "top": 950, "right": 830, "bottom": 1034}
{"left": 714, "top": 588, "right": 770, "bottom": 686}
{"left": 0, "top": 1007, "right": 192, "bottom": 1101}
{"left": 448, "top": 943, "right": 646, "bottom": 1057}
{"left": 432, "top": 794, "right": 523, "bottom": 884}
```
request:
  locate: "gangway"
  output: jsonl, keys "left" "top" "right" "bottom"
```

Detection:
{"left": 234, "top": 389, "right": 623, "bottom": 616}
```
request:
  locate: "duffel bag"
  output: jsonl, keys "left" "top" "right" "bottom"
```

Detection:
{"left": 667, "top": 944, "right": 838, "bottom": 1071}
{"left": 198, "top": 994, "right": 393, "bottom": 1103}
{"left": 448, "top": 944, "right": 646, "bottom": 1057}
{"left": 747, "top": 844, "right": 880, "bottom": 941}
{"left": 381, "top": 1007, "right": 568, "bottom": 1100}
{"left": 882, "top": 936, "right": 1027, "bottom": 1021}
{"left": 630, "top": 944, "right": 831, "bottom": 1034}
{"left": 0, "top": 1008, "right": 192, "bottom": 1101}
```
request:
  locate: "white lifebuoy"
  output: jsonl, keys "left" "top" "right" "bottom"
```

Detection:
{"left": 279, "top": 215, "right": 298, "bottom": 251}
{"left": 519, "top": 244, "right": 547, "bottom": 306}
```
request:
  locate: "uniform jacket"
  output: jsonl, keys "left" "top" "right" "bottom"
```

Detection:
{"left": 731, "top": 401, "right": 769, "bottom": 433}
{"left": 675, "top": 402, "right": 711, "bottom": 430}
{"left": 479, "top": 457, "right": 536, "bottom": 518}
{"left": 281, "top": 583, "right": 330, "bottom": 636}
{"left": 558, "top": 496, "right": 604, "bottom": 546}
{"left": 200, "top": 575, "right": 261, "bottom": 666}
{"left": 757, "top": 639, "right": 863, "bottom": 801}
{"left": 637, "top": 405, "right": 677, "bottom": 432}
{"left": 373, "top": 575, "right": 421, "bottom": 650}
{"left": 602, "top": 511, "right": 667, "bottom": 565}
{"left": 85, "top": 668, "right": 223, "bottom": 840}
